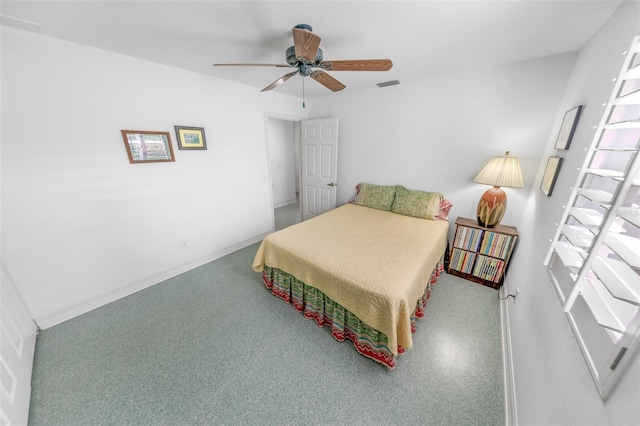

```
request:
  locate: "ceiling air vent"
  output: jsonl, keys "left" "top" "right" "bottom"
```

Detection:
{"left": 376, "top": 80, "right": 400, "bottom": 88}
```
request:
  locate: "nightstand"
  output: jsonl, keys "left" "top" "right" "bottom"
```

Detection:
{"left": 448, "top": 217, "right": 518, "bottom": 289}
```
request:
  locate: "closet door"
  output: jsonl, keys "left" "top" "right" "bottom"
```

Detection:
{"left": 1, "top": 262, "right": 38, "bottom": 425}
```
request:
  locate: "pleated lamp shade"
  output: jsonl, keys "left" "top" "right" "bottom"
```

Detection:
{"left": 473, "top": 151, "right": 524, "bottom": 228}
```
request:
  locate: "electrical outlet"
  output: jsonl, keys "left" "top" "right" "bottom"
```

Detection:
{"left": 515, "top": 288, "right": 520, "bottom": 298}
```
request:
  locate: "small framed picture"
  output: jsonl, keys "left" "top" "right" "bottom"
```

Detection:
{"left": 175, "top": 126, "right": 207, "bottom": 150}
{"left": 541, "top": 156, "right": 563, "bottom": 196}
{"left": 554, "top": 105, "right": 583, "bottom": 150}
{"left": 121, "top": 130, "right": 175, "bottom": 164}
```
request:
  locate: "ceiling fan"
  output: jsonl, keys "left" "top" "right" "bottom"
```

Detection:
{"left": 213, "top": 24, "right": 393, "bottom": 95}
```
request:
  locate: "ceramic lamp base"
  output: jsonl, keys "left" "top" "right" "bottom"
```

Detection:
{"left": 477, "top": 186, "right": 507, "bottom": 228}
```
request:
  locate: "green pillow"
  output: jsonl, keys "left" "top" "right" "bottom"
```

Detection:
{"left": 354, "top": 183, "right": 397, "bottom": 211}
{"left": 391, "top": 186, "right": 443, "bottom": 220}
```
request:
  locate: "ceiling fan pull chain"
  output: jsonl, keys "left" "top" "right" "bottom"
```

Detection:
{"left": 302, "top": 77, "right": 306, "bottom": 108}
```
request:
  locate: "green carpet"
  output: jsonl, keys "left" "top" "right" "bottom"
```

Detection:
{"left": 28, "top": 241, "right": 505, "bottom": 425}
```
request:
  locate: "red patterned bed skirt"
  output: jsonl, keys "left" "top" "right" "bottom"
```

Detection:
{"left": 260, "top": 256, "right": 444, "bottom": 369}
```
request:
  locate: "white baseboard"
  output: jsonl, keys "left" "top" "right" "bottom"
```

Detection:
{"left": 273, "top": 198, "right": 298, "bottom": 209}
{"left": 36, "top": 233, "right": 269, "bottom": 329}
{"left": 500, "top": 286, "right": 518, "bottom": 426}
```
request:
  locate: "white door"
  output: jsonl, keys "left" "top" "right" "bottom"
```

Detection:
{"left": 301, "top": 117, "right": 339, "bottom": 220}
{"left": 1, "top": 262, "right": 37, "bottom": 426}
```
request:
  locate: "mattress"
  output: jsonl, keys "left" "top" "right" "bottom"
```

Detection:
{"left": 252, "top": 202, "right": 449, "bottom": 355}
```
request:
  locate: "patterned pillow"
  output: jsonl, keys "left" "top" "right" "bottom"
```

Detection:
{"left": 353, "top": 183, "right": 397, "bottom": 211}
{"left": 436, "top": 198, "right": 454, "bottom": 221}
{"left": 391, "top": 186, "right": 444, "bottom": 220}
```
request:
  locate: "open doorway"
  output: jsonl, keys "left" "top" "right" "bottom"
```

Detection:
{"left": 265, "top": 115, "right": 301, "bottom": 230}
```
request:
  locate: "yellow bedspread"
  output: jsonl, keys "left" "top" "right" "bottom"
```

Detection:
{"left": 252, "top": 203, "right": 449, "bottom": 355}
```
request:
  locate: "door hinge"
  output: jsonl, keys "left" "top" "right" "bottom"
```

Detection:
{"left": 610, "top": 347, "right": 627, "bottom": 370}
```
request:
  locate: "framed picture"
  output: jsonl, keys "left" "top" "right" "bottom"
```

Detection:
{"left": 121, "top": 130, "right": 175, "bottom": 164}
{"left": 175, "top": 126, "right": 207, "bottom": 150}
{"left": 541, "top": 156, "right": 563, "bottom": 196}
{"left": 554, "top": 105, "right": 583, "bottom": 150}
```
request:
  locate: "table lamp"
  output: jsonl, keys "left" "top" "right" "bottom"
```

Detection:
{"left": 473, "top": 151, "right": 524, "bottom": 228}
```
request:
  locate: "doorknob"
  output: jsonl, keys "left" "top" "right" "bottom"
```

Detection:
{"left": 327, "top": 182, "right": 337, "bottom": 187}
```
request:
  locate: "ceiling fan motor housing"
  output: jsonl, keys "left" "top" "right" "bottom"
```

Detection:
{"left": 286, "top": 45, "right": 323, "bottom": 70}
{"left": 294, "top": 23, "right": 313, "bottom": 32}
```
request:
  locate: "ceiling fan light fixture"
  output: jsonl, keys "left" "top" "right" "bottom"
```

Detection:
{"left": 376, "top": 80, "right": 400, "bottom": 88}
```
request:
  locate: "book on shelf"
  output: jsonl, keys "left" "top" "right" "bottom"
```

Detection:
{"left": 450, "top": 248, "right": 477, "bottom": 274}
{"left": 479, "top": 232, "right": 513, "bottom": 259}
{"left": 454, "top": 226, "right": 483, "bottom": 251}
{"left": 472, "top": 255, "right": 505, "bottom": 283}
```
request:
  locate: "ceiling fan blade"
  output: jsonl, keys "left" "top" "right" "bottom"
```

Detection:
{"left": 310, "top": 70, "right": 345, "bottom": 92}
{"left": 320, "top": 59, "right": 393, "bottom": 71}
{"left": 261, "top": 71, "right": 299, "bottom": 92}
{"left": 292, "top": 27, "right": 321, "bottom": 63}
{"left": 213, "top": 63, "right": 292, "bottom": 68}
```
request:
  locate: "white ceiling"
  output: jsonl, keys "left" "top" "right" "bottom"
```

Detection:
{"left": 0, "top": 0, "right": 623, "bottom": 99}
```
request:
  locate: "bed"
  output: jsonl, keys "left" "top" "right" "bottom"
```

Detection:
{"left": 252, "top": 183, "right": 451, "bottom": 368}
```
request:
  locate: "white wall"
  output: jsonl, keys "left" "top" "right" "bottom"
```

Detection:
{"left": 506, "top": 1, "right": 640, "bottom": 425}
{"left": 1, "top": 26, "right": 305, "bottom": 327}
{"left": 308, "top": 2, "right": 639, "bottom": 420}
{"left": 266, "top": 118, "right": 297, "bottom": 207}
{"left": 3, "top": 3, "right": 638, "bottom": 422}
{"left": 311, "top": 52, "right": 577, "bottom": 234}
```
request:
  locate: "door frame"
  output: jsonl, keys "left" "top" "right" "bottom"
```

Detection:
{"left": 263, "top": 111, "right": 305, "bottom": 230}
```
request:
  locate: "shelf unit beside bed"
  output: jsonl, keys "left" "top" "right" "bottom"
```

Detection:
{"left": 448, "top": 216, "right": 519, "bottom": 289}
